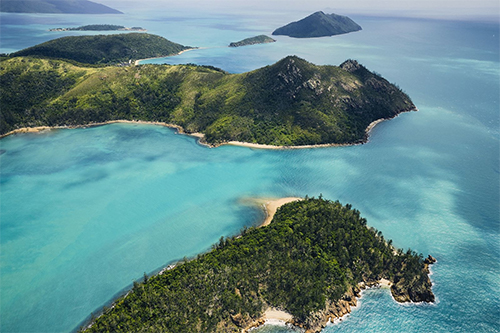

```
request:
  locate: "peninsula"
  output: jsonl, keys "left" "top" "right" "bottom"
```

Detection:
{"left": 0, "top": 0, "right": 123, "bottom": 14}
{"left": 0, "top": 53, "right": 416, "bottom": 146}
{"left": 80, "top": 197, "right": 435, "bottom": 333}
{"left": 50, "top": 25, "right": 146, "bottom": 32}
{"left": 272, "top": 11, "right": 362, "bottom": 38}
{"left": 229, "top": 35, "right": 276, "bottom": 47}
{"left": 10, "top": 33, "right": 189, "bottom": 65}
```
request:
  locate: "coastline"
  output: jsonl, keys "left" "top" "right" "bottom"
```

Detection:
{"left": 1, "top": 108, "right": 416, "bottom": 148}
{"left": 222, "top": 108, "right": 417, "bottom": 150}
{"left": 0, "top": 120, "right": 207, "bottom": 143}
{"left": 244, "top": 278, "right": 396, "bottom": 333}
{"left": 78, "top": 196, "right": 434, "bottom": 333}
{"left": 134, "top": 47, "right": 199, "bottom": 66}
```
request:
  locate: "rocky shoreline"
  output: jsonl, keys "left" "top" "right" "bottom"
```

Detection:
{"left": 242, "top": 255, "right": 436, "bottom": 333}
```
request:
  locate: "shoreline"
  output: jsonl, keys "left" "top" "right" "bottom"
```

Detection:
{"left": 222, "top": 108, "right": 417, "bottom": 150}
{"left": 245, "top": 278, "right": 395, "bottom": 333}
{"left": 134, "top": 47, "right": 199, "bottom": 66}
{"left": 77, "top": 195, "right": 432, "bottom": 333}
{"left": 0, "top": 111, "right": 413, "bottom": 149}
{"left": 0, "top": 120, "right": 208, "bottom": 143}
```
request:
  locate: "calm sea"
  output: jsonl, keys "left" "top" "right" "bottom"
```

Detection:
{"left": 0, "top": 8, "right": 499, "bottom": 333}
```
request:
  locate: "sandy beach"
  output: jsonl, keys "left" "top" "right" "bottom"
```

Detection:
{"left": 378, "top": 278, "right": 392, "bottom": 287}
{"left": 0, "top": 120, "right": 207, "bottom": 142}
{"left": 264, "top": 308, "right": 293, "bottom": 321}
{"left": 223, "top": 116, "right": 405, "bottom": 150}
{"left": 261, "top": 197, "right": 303, "bottom": 227}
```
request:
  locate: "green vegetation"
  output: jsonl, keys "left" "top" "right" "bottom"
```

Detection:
{"left": 49, "top": 25, "right": 145, "bottom": 32}
{"left": 0, "top": 56, "right": 415, "bottom": 145}
{"left": 81, "top": 197, "right": 434, "bottom": 333}
{"left": 10, "top": 33, "right": 189, "bottom": 65}
{"left": 272, "top": 11, "right": 362, "bottom": 38}
{"left": 229, "top": 35, "right": 276, "bottom": 47}
{"left": 0, "top": 0, "right": 123, "bottom": 14}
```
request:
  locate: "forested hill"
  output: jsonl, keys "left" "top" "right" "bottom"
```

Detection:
{"left": 10, "top": 33, "right": 189, "bottom": 65}
{"left": 81, "top": 197, "right": 435, "bottom": 333}
{"left": 0, "top": 56, "right": 416, "bottom": 146}
{"left": 0, "top": 0, "right": 123, "bottom": 14}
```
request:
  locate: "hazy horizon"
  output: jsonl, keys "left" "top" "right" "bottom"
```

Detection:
{"left": 98, "top": 0, "right": 500, "bottom": 21}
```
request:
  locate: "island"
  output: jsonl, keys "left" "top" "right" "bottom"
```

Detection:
{"left": 229, "top": 35, "right": 276, "bottom": 47}
{"left": 0, "top": 52, "right": 416, "bottom": 147}
{"left": 0, "top": 0, "right": 122, "bottom": 14}
{"left": 50, "top": 25, "right": 146, "bottom": 32}
{"left": 79, "top": 197, "right": 435, "bottom": 333}
{"left": 272, "top": 11, "right": 362, "bottom": 38}
{"left": 9, "top": 33, "right": 190, "bottom": 65}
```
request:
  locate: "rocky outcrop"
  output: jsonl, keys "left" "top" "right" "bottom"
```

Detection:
{"left": 296, "top": 288, "right": 358, "bottom": 333}
{"left": 391, "top": 255, "right": 436, "bottom": 303}
{"left": 244, "top": 265, "right": 436, "bottom": 333}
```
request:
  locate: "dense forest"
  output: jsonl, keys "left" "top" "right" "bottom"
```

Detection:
{"left": 10, "top": 33, "right": 189, "bottom": 65}
{"left": 0, "top": 55, "right": 415, "bottom": 146}
{"left": 81, "top": 197, "right": 434, "bottom": 333}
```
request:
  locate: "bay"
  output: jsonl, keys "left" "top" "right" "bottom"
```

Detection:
{"left": 0, "top": 7, "right": 498, "bottom": 333}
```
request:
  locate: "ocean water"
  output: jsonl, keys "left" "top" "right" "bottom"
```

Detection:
{"left": 0, "top": 8, "right": 499, "bottom": 333}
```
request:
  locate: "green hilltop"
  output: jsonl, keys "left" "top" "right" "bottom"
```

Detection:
{"left": 0, "top": 55, "right": 415, "bottom": 146}
{"left": 10, "top": 33, "right": 190, "bottom": 65}
{"left": 81, "top": 197, "right": 435, "bottom": 333}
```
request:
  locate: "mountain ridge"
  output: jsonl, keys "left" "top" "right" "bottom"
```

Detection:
{"left": 0, "top": 55, "right": 416, "bottom": 146}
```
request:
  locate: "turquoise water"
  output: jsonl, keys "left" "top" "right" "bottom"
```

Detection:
{"left": 1, "top": 8, "right": 499, "bottom": 333}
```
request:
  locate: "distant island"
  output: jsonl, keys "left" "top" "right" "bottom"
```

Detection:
{"left": 272, "top": 11, "right": 362, "bottom": 38}
{"left": 80, "top": 197, "right": 435, "bottom": 333}
{"left": 0, "top": 52, "right": 416, "bottom": 146}
{"left": 229, "top": 35, "right": 276, "bottom": 47}
{"left": 0, "top": 0, "right": 122, "bottom": 14}
{"left": 10, "top": 33, "right": 190, "bottom": 65}
{"left": 50, "top": 25, "right": 146, "bottom": 32}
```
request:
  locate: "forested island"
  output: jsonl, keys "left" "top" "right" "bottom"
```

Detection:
{"left": 0, "top": 0, "right": 122, "bottom": 14}
{"left": 0, "top": 54, "right": 416, "bottom": 146}
{"left": 80, "top": 197, "right": 435, "bottom": 333}
{"left": 273, "top": 11, "right": 362, "bottom": 38}
{"left": 229, "top": 35, "right": 276, "bottom": 47}
{"left": 9, "top": 33, "right": 189, "bottom": 65}
{"left": 50, "top": 25, "right": 146, "bottom": 32}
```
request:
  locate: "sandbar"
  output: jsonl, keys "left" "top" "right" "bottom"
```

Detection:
{"left": 261, "top": 197, "right": 303, "bottom": 227}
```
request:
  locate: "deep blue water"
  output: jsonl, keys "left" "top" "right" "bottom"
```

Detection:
{"left": 0, "top": 8, "right": 499, "bottom": 333}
